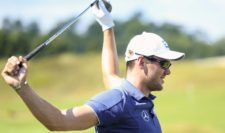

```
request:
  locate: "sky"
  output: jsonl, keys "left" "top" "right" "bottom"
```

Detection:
{"left": 0, "top": 0, "right": 224, "bottom": 42}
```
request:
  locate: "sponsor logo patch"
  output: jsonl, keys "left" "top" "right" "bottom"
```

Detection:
{"left": 141, "top": 110, "right": 150, "bottom": 122}
{"left": 127, "top": 50, "right": 134, "bottom": 58}
{"left": 162, "top": 41, "right": 169, "bottom": 49}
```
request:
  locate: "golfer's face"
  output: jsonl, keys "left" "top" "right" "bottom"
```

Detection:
{"left": 144, "top": 58, "right": 171, "bottom": 91}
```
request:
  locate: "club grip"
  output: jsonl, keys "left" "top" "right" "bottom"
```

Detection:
{"left": 95, "top": 0, "right": 112, "bottom": 12}
{"left": 102, "top": 0, "right": 112, "bottom": 12}
{"left": 24, "top": 43, "right": 46, "bottom": 61}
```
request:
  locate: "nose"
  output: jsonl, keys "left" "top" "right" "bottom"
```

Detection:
{"left": 164, "top": 68, "right": 171, "bottom": 75}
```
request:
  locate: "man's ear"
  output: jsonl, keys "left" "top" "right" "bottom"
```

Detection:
{"left": 136, "top": 56, "right": 145, "bottom": 68}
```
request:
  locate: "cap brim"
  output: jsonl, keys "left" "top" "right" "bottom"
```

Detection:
{"left": 125, "top": 54, "right": 141, "bottom": 62}
{"left": 155, "top": 50, "right": 185, "bottom": 61}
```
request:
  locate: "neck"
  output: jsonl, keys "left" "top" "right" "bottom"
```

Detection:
{"left": 126, "top": 74, "right": 151, "bottom": 97}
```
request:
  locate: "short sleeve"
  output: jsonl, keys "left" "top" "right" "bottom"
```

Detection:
{"left": 85, "top": 89, "right": 124, "bottom": 126}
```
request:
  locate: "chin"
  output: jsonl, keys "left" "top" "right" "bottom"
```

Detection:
{"left": 156, "top": 84, "right": 164, "bottom": 91}
{"left": 158, "top": 87, "right": 163, "bottom": 91}
{"left": 158, "top": 85, "right": 164, "bottom": 90}
{"left": 154, "top": 88, "right": 163, "bottom": 91}
{"left": 150, "top": 86, "right": 163, "bottom": 91}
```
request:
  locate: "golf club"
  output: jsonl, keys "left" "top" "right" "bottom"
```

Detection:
{"left": 23, "top": 0, "right": 111, "bottom": 61}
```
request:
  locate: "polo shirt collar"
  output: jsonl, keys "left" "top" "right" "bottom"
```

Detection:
{"left": 121, "top": 79, "right": 156, "bottom": 101}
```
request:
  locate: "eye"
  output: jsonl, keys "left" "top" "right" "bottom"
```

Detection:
{"left": 161, "top": 61, "right": 171, "bottom": 69}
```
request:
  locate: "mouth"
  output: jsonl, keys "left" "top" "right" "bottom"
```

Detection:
{"left": 161, "top": 79, "right": 164, "bottom": 84}
{"left": 160, "top": 77, "right": 165, "bottom": 84}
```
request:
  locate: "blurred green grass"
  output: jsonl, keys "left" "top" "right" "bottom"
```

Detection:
{"left": 0, "top": 53, "right": 225, "bottom": 133}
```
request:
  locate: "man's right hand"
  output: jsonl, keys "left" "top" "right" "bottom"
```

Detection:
{"left": 1, "top": 56, "right": 28, "bottom": 91}
{"left": 91, "top": 0, "right": 114, "bottom": 31}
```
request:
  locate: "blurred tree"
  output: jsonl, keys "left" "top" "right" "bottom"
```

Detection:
{"left": 0, "top": 30, "right": 3, "bottom": 57}
{"left": 8, "top": 20, "right": 29, "bottom": 56}
{"left": 0, "top": 18, "right": 12, "bottom": 56}
{"left": 85, "top": 22, "right": 102, "bottom": 52}
{"left": 212, "top": 38, "right": 225, "bottom": 56}
{"left": 115, "top": 12, "right": 150, "bottom": 54}
{"left": 0, "top": 19, "right": 30, "bottom": 57}
{"left": 0, "top": 15, "right": 225, "bottom": 59}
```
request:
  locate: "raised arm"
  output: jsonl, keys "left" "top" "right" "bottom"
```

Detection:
{"left": 92, "top": 0, "right": 122, "bottom": 88}
{"left": 1, "top": 56, "right": 98, "bottom": 131}
{"left": 102, "top": 29, "right": 122, "bottom": 88}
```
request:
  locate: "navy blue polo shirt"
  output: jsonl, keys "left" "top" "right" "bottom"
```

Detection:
{"left": 86, "top": 79, "right": 162, "bottom": 133}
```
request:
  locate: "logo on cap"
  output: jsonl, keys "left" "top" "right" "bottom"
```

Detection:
{"left": 162, "top": 41, "right": 169, "bottom": 49}
{"left": 141, "top": 110, "right": 150, "bottom": 122}
{"left": 127, "top": 50, "right": 134, "bottom": 58}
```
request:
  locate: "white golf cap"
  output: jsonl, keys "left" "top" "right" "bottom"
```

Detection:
{"left": 125, "top": 32, "right": 185, "bottom": 62}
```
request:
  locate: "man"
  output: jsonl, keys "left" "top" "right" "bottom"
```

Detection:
{"left": 94, "top": 1, "right": 184, "bottom": 132}
{"left": 1, "top": 0, "right": 184, "bottom": 132}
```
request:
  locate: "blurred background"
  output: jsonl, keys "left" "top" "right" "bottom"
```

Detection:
{"left": 0, "top": 0, "right": 225, "bottom": 133}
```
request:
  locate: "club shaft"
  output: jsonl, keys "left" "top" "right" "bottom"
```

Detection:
{"left": 44, "top": 4, "right": 93, "bottom": 46}
{"left": 24, "top": 0, "right": 98, "bottom": 61}
{"left": 24, "top": 43, "right": 46, "bottom": 61}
